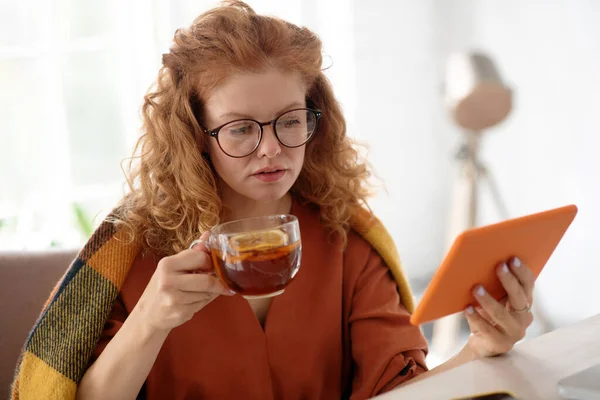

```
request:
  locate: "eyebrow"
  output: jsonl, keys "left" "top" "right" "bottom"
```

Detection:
{"left": 218, "top": 101, "right": 305, "bottom": 121}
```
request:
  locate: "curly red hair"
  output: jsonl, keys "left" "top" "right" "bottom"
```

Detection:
{"left": 114, "top": 1, "right": 374, "bottom": 255}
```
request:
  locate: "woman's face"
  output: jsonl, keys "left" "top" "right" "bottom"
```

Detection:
{"left": 203, "top": 69, "right": 308, "bottom": 204}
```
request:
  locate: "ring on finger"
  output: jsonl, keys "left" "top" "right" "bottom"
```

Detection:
{"left": 512, "top": 301, "right": 532, "bottom": 314}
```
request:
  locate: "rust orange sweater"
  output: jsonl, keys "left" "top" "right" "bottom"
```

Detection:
{"left": 92, "top": 200, "right": 428, "bottom": 399}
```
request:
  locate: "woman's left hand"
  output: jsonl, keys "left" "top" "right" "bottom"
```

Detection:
{"left": 464, "top": 256, "right": 536, "bottom": 358}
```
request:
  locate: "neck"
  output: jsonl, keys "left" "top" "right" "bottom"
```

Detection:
{"left": 220, "top": 190, "right": 293, "bottom": 222}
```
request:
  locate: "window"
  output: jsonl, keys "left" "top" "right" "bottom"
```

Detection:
{"left": 0, "top": 0, "right": 355, "bottom": 250}
{"left": 0, "top": 0, "right": 150, "bottom": 249}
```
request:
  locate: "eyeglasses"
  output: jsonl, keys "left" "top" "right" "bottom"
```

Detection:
{"left": 203, "top": 108, "right": 323, "bottom": 158}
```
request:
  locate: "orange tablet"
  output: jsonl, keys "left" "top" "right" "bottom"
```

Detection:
{"left": 410, "top": 204, "right": 578, "bottom": 325}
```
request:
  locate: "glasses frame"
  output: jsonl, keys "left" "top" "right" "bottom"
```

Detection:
{"left": 202, "top": 107, "right": 323, "bottom": 158}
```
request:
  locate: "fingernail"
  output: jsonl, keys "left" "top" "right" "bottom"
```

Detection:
{"left": 513, "top": 257, "right": 521, "bottom": 268}
{"left": 476, "top": 286, "right": 486, "bottom": 297}
{"left": 227, "top": 289, "right": 236, "bottom": 295}
{"left": 466, "top": 306, "right": 474, "bottom": 314}
{"left": 501, "top": 263, "right": 510, "bottom": 274}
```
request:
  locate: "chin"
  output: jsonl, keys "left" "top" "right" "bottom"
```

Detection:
{"left": 241, "top": 176, "right": 296, "bottom": 203}
{"left": 244, "top": 185, "right": 291, "bottom": 203}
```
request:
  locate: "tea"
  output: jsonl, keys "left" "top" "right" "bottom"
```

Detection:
{"left": 211, "top": 239, "right": 302, "bottom": 298}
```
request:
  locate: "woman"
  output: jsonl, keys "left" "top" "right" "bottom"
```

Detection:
{"left": 12, "top": 2, "right": 535, "bottom": 399}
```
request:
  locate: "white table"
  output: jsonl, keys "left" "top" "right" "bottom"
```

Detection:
{"left": 377, "top": 314, "right": 600, "bottom": 400}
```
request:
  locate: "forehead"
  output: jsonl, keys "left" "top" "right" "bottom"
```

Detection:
{"left": 204, "top": 70, "right": 307, "bottom": 121}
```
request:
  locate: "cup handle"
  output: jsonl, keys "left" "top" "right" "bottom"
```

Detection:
{"left": 189, "top": 239, "right": 209, "bottom": 250}
{"left": 189, "top": 238, "right": 217, "bottom": 277}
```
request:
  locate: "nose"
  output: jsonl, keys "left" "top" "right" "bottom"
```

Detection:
{"left": 256, "top": 124, "right": 281, "bottom": 159}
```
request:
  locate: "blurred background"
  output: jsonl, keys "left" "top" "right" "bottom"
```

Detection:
{"left": 1, "top": 0, "right": 599, "bottom": 354}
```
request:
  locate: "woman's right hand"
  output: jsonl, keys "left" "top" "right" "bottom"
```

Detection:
{"left": 133, "top": 232, "right": 235, "bottom": 333}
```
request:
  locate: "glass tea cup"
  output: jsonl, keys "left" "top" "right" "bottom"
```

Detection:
{"left": 190, "top": 215, "right": 302, "bottom": 299}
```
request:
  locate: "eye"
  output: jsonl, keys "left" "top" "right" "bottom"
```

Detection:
{"left": 282, "top": 118, "right": 301, "bottom": 128}
{"left": 225, "top": 122, "right": 255, "bottom": 136}
{"left": 230, "top": 126, "right": 249, "bottom": 134}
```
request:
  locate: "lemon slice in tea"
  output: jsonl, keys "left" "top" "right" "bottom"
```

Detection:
{"left": 229, "top": 229, "right": 289, "bottom": 252}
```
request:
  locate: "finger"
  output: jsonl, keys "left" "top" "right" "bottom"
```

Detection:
{"left": 472, "top": 305, "right": 493, "bottom": 326}
{"left": 171, "top": 290, "right": 220, "bottom": 305}
{"left": 181, "top": 294, "right": 220, "bottom": 314}
{"left": 174, "top": 273, "right": 235, "bottom": 296}
{"left": 508, "top": 256, "right": 535, "bottom": 304}
{"left": 497, "top": 262, "right": 530, "bottom": 313}
{"left": 465, "top": 306, "right": 503, "bottom": 339}
{"left": 473, "top": 285, "right": 520, "bottom": 334}
{"left": 163, "top": 249, "right": 214, "bottom": 273}
{"left": 465, "top": 306, "right": 514, "bottom": 356}
{"left": 171, "top": 296, "right": 220, "bottom": 322}
{"left": 477, "top": 295, "right": 509, "bottom": 320}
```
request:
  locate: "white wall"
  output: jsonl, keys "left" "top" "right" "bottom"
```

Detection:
{"left": 351, "top": 0, "right": 600, "bottom": 327}
{"left": 352, "top": 0, "right": 453, "bottom": 282}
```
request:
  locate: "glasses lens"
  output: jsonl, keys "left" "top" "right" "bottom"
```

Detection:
{"left": 275, "top": 110, "right": 316, "bottom": 147}
{"left": 218, "top": 120, "right": 261, "bottom": 157}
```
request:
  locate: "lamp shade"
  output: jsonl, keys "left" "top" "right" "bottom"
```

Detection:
{"left": 444, "top": 51, "right": 512, "bottom": 131}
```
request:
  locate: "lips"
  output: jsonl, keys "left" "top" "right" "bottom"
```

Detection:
{"left": 252, "top": 166, "right": 286, "bottom": 175}
{"left": 251, "top": 166, "right": 287, "bottom": 183}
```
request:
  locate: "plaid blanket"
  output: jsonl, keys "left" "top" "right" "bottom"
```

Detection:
{"left": 10, "top": 207, "right": 415, "bottom": 399}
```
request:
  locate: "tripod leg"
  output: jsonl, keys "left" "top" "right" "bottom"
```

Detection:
{"left": 476, "top": 164, "right": 510, "bottom": 220}
{"left": 430, "top": 137, "right": 479, "bottom": 363}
